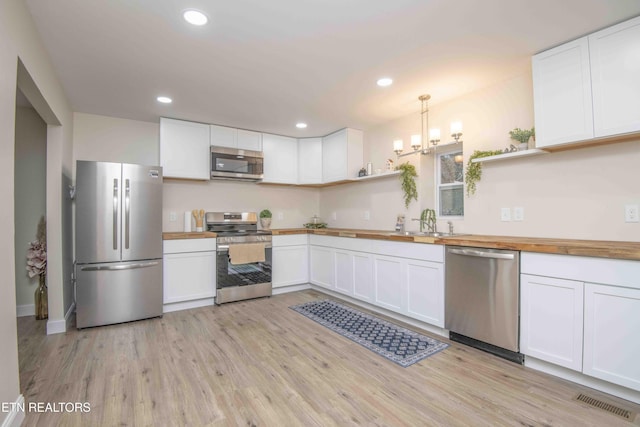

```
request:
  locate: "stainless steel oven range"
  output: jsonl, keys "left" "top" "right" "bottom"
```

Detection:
{"left": 206, "top": 212, "right": 272, "bottom": 304}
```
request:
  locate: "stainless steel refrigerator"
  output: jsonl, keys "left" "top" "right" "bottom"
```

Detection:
{"left": 75, "top": 161, "right": 163, "bottom": 328}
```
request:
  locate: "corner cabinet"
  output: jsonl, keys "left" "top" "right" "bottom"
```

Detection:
{"left": 297, "top": 138, "right": 323, "bottom": 184}
{"left": 322, "top": 128, "right": 363, "bottom": 182}
{"left": 162, "top": 238, "right": 216, "bottom": 312}
{"left": 160, "top": 118, "right": 211, "bottom": 180}
{"left": 533, "top": 16, "right": 640, "bottom": 148}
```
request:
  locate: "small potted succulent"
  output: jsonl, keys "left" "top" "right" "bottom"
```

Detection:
{"left": 509, "top": 127, "right": 535, "bottom": 151}
{"left": 259, "top": 209, "right": 272, "bottom": 230}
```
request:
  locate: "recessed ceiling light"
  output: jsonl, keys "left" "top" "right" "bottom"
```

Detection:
{"left": 377, "top": 77, "right": 393, "bottom": 87}
{"left": 157, "top": 96, "right": 172, "bottom": 104}
{"left": 183, "top": 10, "right": 208, "bottom": 26}
{"left": 296, "top": 123, "right": 307, "bottom": 129}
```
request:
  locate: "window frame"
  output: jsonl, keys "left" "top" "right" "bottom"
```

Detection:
{"left": 435, "top": 149, "right": 464, "bottom": 219}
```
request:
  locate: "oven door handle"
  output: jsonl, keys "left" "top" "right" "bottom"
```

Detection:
{"left": 217, "top": 243, "right": 272, "bottom": 251}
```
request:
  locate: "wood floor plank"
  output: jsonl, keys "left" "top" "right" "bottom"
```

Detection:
{"left": 16, "top": 290, "right": 640, "bottom": 426}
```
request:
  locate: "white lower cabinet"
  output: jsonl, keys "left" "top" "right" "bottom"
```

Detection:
{"left": 309, "top": 245, "right": 335, "bottom": 289}
{"left": 520, "top": 274, "right": 584, "bottom": 371}
{"left": 352, "top": 252, "right": 373, "bottom": 302}
{"left": 309, "top": 235, "right": 444, "bottom": 328}
{"left": 406, "top": 259, "right": 444, "bottom": 327}
{"left": 521, "top": 252, "right": 640, "bottom": 396}
{"left": 272, "top": 235, "right": 309, "bottom": 288}
{"left": 162, "top": 239, "right": 216, "bottom": 311}
{"left": 583, "top": 283, "right": 640, "bottom": 391}
{"left": 373, "top": 255, "right": 404, "bottom": 312}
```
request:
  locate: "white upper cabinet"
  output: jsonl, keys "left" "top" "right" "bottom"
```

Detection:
{"left": 533, "top": 16, "right": 640, "bottom": 148}
{"left": 210, "top": 125, "right": 263, "bottom": 151}
{"left": 322, "top": 128, "right": 363, "bottom": 183}
{"left": 297, "top": 137, "right": 323, "bottom": 184}
{"left": 533, "top": 38, "right": 594, "bottom": 147}
{"left": 237, "top": 129, "right": 262, "bottom": 151}
{"left": 589, "top": 17, "right": 640, "bottom": 137}
{"left": 209, "top": 124, "right": 237, "bottom": 148}
{"left": 160, "top": 118, "right": 211, "bottom": 180}
{"left": 262, "top": 133, "right": 298, "bottom": 184}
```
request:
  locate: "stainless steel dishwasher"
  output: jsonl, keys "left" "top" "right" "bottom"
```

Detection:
{"left": 445, "top": 246, "right": 523, "bottom": 363}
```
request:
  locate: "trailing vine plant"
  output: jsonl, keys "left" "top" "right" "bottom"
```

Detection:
{"left": 465, "top": 150, "right": 503, "bottom": 196}
{"left": 395, "top": 162, "right": 418, "bottom": 208}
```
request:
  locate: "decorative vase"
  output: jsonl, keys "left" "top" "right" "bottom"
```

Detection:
{"left": 35, "top": 274, "right": 48, "bottom": 320}
{"left": 260, "top": 218, "right": 271, "bottom": 230}
{"left": 518, "top": 142, "right": 529, "bottom": 151}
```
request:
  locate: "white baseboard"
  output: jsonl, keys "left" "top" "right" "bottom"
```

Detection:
{"left": 163, "top": 297, "right": 215, "bottom": 313}
{"left": 16, "top": 304, "right": 35, "bottom": 317}
{"left": 525, "top": 357, "right": 640, "bottom": 405}
{"left": 46, "top": 302, "right": 75, "bottom": 335}
{"left": 1, "top": 394, "right": 25, "bottom": 427}
{"left": 272, "top": 283, "right": 311, "bottom": 295}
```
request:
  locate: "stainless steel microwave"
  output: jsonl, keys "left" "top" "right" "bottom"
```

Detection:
{"left": 210, "top": 146, "right": 264, "bottom": 181}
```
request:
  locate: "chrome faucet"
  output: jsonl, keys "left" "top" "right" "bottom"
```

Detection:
{"left": 412, "top": 209, "right": 437, "bottom": 233}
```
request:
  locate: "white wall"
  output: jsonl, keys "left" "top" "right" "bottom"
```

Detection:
{"left": 71, "top": 113, "right": 321, "bottom": 231}
{"left": 73, "top": 112, "right": 159, "bottom": 166}
{"left": 322, "top": 71, "right": 640, "bottom": 242}
{"left": 14, "top": 106, "right": 47, "bottom": 312}
{"left": 0, "top": 0, "right": 74, "bottom": 421}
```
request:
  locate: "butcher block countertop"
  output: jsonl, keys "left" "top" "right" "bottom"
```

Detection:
{"left": 271, "top": 228, "right": 640, "bottom": 261}
{"left": 163, "top": 231, "right": 217, "bottom": 240}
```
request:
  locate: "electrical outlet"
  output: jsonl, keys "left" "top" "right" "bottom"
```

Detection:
{"left": 625, "top": 204, "right": 639, "bottom": 223}
{"left": 500, "top": 207, "right": 511, "bottom": 222}
{"left": 364, "top": 210, "right": 371, "bottom": 220}
{"left": 277, "top": 212, "right": 284, "bottom": 220}
{"left": 513, "top": 207, "right": 524, "bottom": 221}
{"left": 169, "top": 211, "right": 177, "bottom": 222}
{"left": 332, "top": 211, "right": 337, "bottom": 221}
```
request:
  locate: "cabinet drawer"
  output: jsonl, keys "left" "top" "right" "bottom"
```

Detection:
{"left": 273, "top": 234, "right": 308, "bottom": 247}
{"left": 163, "top": 238, "right": 216, "bottom": 254}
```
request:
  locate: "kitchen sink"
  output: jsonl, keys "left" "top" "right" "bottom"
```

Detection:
{"left": 389, "top": 231, "right": 466, "bottom": 237}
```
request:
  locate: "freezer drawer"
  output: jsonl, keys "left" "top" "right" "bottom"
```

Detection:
{"left": 76, "top": 259, "right": 163, "bottom": 328}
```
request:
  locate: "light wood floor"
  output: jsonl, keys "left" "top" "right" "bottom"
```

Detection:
{"left": 17, "top": 290, "right": 640, "bottom": 426}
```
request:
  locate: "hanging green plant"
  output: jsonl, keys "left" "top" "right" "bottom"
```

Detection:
{"left": 465, "top": 150, "right": 503, "bottom": 196}
{"left": 395, "top": 162, "right": 418, "bottom": 208}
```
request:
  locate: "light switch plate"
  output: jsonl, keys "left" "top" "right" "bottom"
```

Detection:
{"left": 332, "top": 211, "right": 337, "bottom": 221}
{"left": 513, "top": 207, "right": 524, "bottom": 221}
{"left": 501, "top": 207, "right": 511, "bottom": 222}
{"left": 169, "top": 211, "right": 177, "bottom": 222}
{"left": 364, "top": 210, "right": 370, "bottom": 220}
{"left": 625, "top": 204, "right": 639, "bottom": 223}
{"left": 277, "top": 212, "right": 284, "bottom": 220}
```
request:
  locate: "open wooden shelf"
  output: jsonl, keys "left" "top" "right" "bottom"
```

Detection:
{"left": 349, "top": 170, "right": 400, "bottom": 181}
{"left": 471, "top": 149, "right": 548, "bottom": 164}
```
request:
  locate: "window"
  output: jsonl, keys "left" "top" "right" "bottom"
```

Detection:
{"left": 437, "top": 151, "right": 464, "bottom": 217}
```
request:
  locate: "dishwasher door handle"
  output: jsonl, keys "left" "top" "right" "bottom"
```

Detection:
{"left": 447, "top": 248, "right": 515, "bottom": 260}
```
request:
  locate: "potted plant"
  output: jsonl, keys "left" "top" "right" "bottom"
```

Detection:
{"left": 509, "top": 127, "right": 535, "bottom": 151}
{"left": 465, "top": 150, "right": 503, "bottom": 196}
{"left": 259, "top": 209, "right": 272, "bottom": 230}
{"left": 395, "top": 162, "right": 418, "bottom": 208}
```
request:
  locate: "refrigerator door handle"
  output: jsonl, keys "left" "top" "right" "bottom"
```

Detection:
{"left": 113, "top": 178, "right": 118, "bottom": 250}
{"left": 79, "top": 261, "right": 159, "bottom": 272}
{"left": 125, "top": 178, "right": 130, "bottom": 249}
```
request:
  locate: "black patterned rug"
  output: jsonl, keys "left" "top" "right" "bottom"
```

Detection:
{"left": 290, "top": 299, "right": 448, "bottom": 367}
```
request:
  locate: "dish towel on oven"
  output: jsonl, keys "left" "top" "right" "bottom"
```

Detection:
{"left": 228, "top": 243, "right": 266, "bottom": 265}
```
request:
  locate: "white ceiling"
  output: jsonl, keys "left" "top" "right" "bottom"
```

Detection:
{"left": 26, "top": 0, "right": 640, "bottom": 137}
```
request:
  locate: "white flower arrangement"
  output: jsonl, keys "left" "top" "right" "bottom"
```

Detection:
{"left": 26, "top": 240, "right": 47, "bottom": 278}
